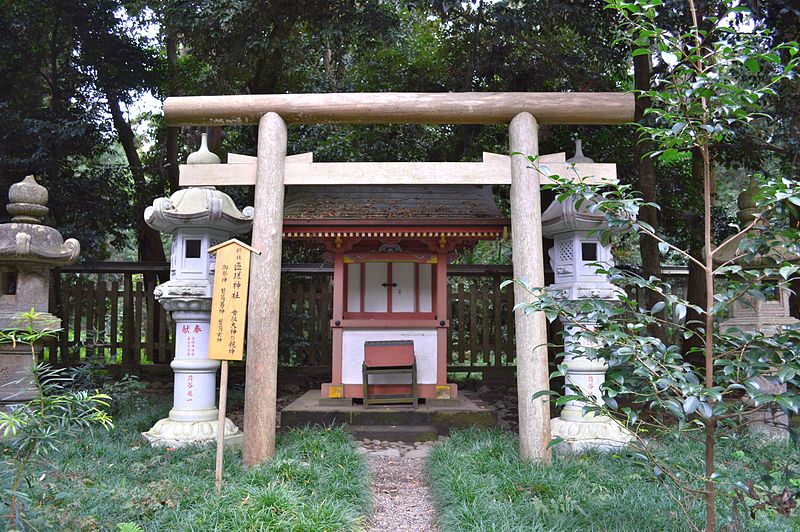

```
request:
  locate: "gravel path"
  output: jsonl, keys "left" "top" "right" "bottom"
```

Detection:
{"left": 363, "top": 442, "right": 439, "bottom": 532}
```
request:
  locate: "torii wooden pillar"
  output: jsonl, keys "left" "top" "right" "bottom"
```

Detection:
{"left": 164, "top": 92, "right": 634, "bottom": 466}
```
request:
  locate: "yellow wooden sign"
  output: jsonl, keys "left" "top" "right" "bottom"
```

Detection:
{"left": 208, "top": 239, "right": 259, "bottom": 361}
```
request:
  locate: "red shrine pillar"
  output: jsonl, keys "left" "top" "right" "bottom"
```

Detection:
{"left": 435, "top": 251, "right": 455, "bottom": 399}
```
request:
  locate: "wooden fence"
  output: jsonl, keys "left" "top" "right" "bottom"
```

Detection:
{"left": 49, "top": 263, "right": 173, "bottom": 367}
{"left": 48, "top": 263, "right": 521, "bottom": 372}
{"left": 48, "top": 262, "right": 689, "bottom": 373}
{"left": 447, "top": 267, "right": 517, "bottom": 371}
{"left": 270, "top": 265, "right": 518, "bottom": 374}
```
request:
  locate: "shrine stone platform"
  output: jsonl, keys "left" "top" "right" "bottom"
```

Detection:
{"left": 280, "top": 390, "right": 497, "bottom": 442}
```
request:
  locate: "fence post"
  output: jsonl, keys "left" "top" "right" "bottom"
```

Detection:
{"left": 122, "top": 273, "right": 135, "bottom": 368}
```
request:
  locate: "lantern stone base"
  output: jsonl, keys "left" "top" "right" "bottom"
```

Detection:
{"left": 142, "top": 415, "right": 243, "bottom": 448}
{"left": 0, "top": 344, "right": 37, "bottom": 404}
{"left": 550, "top": 415, "right": 634, "bottom": 453}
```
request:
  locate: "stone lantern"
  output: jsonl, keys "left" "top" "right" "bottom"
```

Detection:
{"left": 717, "top": 180, "right": 799, "bottom": 334}
{"left": 142, "top": 134, "right": 254, "bottom": 447}
{"left": 0, "top": 176, "right": 80, "bottom": 403}
{"left": 715, "top": 180, "right": 798, "bottom": 437}
{"left": 540, "top": 142, "right": 633, "bottom": 451}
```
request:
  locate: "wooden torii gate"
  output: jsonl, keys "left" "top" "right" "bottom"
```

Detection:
{"left": 164, "top": 92, "right": 633, "bottom": 466}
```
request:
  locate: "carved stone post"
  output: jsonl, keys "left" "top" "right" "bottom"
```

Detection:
{"left": 142, "top": 135, "right": 254, "bottom": 447}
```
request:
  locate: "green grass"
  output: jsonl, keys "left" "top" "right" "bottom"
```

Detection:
{"left": 428, "top": 428, "right": 800, "bottom": 531}
{"left": 3, "top": 395, "right": 371, "bottom": 531}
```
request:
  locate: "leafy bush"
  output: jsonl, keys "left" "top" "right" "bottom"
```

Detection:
{"left": 0, "top": 310, "right": 113, "bottom": 529}
{"left": 513, "top": 2, "right": 800, "bottom": 530}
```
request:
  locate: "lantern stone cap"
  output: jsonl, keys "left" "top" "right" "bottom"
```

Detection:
{"left": 541, "top": 196, "right": 606, "bottom": 237}
{"left": 0, "top": 175, "right": 80, "bottom": 266}
{"left": 144, "top": 187, "right": 254, "bottom": 234}
{"left": 7, "top": 175, "right": 49, "bottom": 224}
{"left": 207, "top": 238, "right": 260, "bottom": 255}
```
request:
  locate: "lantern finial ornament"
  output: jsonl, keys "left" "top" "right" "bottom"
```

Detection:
{"left": 7, "top": 175, "right": 49, "bottom": 224}
{"left": 186, "top": 132, "right": 221, "bottom": 165}
{"left": 566, "top": 139, "right": 594, "bottom": 164}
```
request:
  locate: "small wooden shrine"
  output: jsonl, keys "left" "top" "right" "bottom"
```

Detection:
{"left": 282, "top": 184, "right": 509, "bottom": 401}
{"left": 167, "top": 92, "right": 630, "bottom": 464}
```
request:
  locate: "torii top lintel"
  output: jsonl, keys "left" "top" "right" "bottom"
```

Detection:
{"left": 164, "top": 92, "right": 635, "bottom": 126}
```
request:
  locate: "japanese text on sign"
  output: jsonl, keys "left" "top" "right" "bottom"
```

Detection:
{"left": 208, "top": 240, "right": 256, "bottom": 361}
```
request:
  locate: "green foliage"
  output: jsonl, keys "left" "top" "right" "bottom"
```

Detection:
{"left": 116, "top": 523, "right": 144, "bottom": 532}
{"left": 2, "top": 394, "right": 370, "bottom": 531}
{"left": 512, "top": 1, "right": 800, "bottom": 529}
{"left": 2, "top": 0, "right": 798, "bottom": 266}
{"left": 609, "top": 0, "right": 800, "bottom": 159}
{"left": 428, "top": 428, "right": 800, "bottom": 531}
{"left": 523, "top": 162, "right": 800, "bottom": 529}
{"left": 65, "top": 359, "right": 147, "bottom": 409}
{"left": 0, "top": 1, "right": 160, "bottom": 259}
{"left": 0, "top": 310, "right": 113, "bottom": 529}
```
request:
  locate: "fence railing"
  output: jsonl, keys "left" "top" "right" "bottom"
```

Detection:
{"left": 279, "top": 271, "right": 332, "bottom": 368}
{"left": 50, "top": 263, "right": 172, "bottom": 367}
{"left": 48, "top": 262, "right": 689, "bottom": 373}
{"left": 447, "top": 267, "right": 516, "bottom": 370}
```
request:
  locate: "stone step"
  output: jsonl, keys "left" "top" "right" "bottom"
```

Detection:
{"left": 280, "top": 390, "right": 498, "bottom": 436}
{"left": 345, "top": 424, "right": 438, "bottom": 442}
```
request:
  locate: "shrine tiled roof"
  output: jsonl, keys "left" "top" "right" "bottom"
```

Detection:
{"left": 283, "top": 185, "right": 505, "bottom": 223}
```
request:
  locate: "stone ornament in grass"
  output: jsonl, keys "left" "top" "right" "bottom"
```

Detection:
{"left": 142, "top": 134, "right": 252, "bottom": 448}
{"left": 0, "top": 175, "right": 80, "bottom": 403}
{"left": 540, "top": 140, "right": 634, "bottom": 453}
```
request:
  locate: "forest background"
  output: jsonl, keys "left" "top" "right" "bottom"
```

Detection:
{"left": 0, "top": 0, "right": 798, "bottom": 319}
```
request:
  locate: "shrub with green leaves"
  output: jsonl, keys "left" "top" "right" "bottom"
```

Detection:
{"left": 0, "top": 310, "right": 113, "bottom": 529}
{"left": 513, "top": 1, "right": 800, "bottom": 530}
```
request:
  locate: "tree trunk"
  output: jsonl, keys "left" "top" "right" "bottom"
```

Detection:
{"left": 106, "top": 91, "right": 166, "bottom": 264}
{"left": 633, "top": 52, "right": 664, "bottom": 340}
{"left": 47, "top": 12, "right": 62, "bottom": 225}
{"left": 685, "top": 147, "right": 711, "bottom": 361}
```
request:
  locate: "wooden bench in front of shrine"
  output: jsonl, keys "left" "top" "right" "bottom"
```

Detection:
{"left": 362, "top": 340, "right": 418, "bottom": 408}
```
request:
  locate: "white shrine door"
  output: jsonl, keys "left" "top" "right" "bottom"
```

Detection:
{"left": 346, "top": 260, "right": 433, "bottom": 316}
{"left": 390, "top": 262, "right": 415, "bottom": 312}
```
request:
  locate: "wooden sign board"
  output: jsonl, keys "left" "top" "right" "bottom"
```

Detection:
{"left": 208, "top": 239, "right": 259, "bottom": 361}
